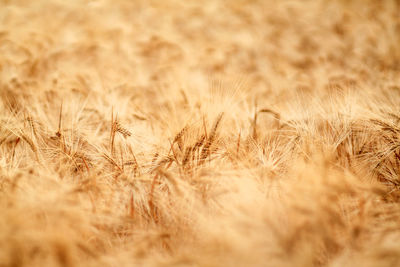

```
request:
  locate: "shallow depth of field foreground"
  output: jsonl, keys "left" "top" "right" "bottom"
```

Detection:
{"left": 1, "top": 0, "right": 400, "bottom": 266}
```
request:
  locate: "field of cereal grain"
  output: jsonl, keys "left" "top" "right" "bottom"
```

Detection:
{"left": 1, "top": 1, "right": 400, "bottom": 266}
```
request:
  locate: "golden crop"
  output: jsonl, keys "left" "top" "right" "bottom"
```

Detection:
{"left": 1, "top": 0, "right": 400, "bottom": 266}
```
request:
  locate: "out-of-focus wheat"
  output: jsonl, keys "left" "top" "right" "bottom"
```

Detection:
{"left": 1, "top": 0, "right": 400, "bottom": 266}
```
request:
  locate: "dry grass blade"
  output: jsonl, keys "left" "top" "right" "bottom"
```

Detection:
{"left": 56, "top": 102, "right": 63, "bottom": 137}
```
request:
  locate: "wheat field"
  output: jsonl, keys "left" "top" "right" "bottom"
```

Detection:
{"left": 1, "top": 0, "right": 400, "bottom": 266}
